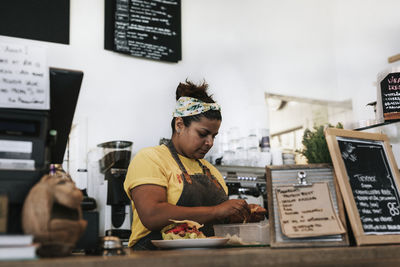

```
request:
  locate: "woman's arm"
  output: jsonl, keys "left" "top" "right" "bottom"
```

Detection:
{"left": 131, "top": 184, "right": 250, "bottom": 231}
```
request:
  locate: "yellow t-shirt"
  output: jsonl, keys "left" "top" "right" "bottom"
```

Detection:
{"left": 123, "top": 144, "right": 228, "bottom": 247}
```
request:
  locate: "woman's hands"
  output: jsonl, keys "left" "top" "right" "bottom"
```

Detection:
{"left": 213, "top": 199, "right": 250, "bottom": 223}
{"left": 213, "top": 200, "right": 266, "bottom": 223}
{"left": 132, "top": 185, "right": 267, "bottom": 230}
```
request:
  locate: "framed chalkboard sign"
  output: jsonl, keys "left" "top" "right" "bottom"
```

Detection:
{"left": 266, "top": 164, "right": 349, "bottom": 248}
{"left": 325, "top": 128, "right": 400, "bottom": 245}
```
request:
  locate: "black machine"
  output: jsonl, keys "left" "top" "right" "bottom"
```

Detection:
{"left": 0, "top": 67, "right": 83, "bottom": 233}
{"left": 216, "top": 165, "right": 268, "bottom": 215}
{"left": 98, "top": 140, "right": 132, "bottom": 245}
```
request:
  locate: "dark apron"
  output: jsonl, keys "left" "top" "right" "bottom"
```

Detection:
{"left": 132, "top": 142, "right": 228, "bottom": 250}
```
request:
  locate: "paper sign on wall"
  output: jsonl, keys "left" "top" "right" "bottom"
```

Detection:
{"left": 275, "top": 182, "right": 345, "bottom": 238}
{"left": 0, "top": 43, "right": 49, "bottom": 110}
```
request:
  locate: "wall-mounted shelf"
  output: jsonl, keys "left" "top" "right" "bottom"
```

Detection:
{"left": 354, "top": 120, "right": 400, "bottom": 131}
{"left": 388, "top": 53, "right": 400, "bottom": 63}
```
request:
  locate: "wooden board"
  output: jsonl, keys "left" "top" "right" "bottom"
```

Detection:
{"left": 388, "top": 53, "right": 400, "bottom": 63}
{"left": 267, "top": 164, "right": 349, "bottom": 248}
{"left": 325, "top": 128, "right": 400, "bottom": 246}
{"left": 0, "top": 194, "right": 7, "bottom": 233}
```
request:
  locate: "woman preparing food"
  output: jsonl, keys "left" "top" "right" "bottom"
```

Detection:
{"left": 124, "top": 80, "right": 266, "bottom": 250}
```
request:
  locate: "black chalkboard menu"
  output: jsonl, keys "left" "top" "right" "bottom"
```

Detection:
{"left": 326, "top": 128, "right": 400, "bottom": 245}
{"left": 379, "top": 72, "right": 400, "bottom": 120}
{"left": 0, "top": 0, "right": 70, "bottom": 44}
{"left": 105, "top": 0, "right": 181, "bottom": 63}
{"left": 338, "top": 137, "right": 400, "bottom": 235}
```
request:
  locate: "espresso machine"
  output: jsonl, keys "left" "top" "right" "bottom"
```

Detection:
{"left": 216, "top": 165, "right": 268, "bottom": 213}
{"left": 97, "top": 141, "right": 132, "bottom": 246}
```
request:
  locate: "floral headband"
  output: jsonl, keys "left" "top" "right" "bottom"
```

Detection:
{"left": 173, "top": 96, "right": 221, "bottom": 117}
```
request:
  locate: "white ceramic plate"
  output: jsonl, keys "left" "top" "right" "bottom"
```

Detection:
{"left": 151, "top": 238, "right": 229, "bottom": 249}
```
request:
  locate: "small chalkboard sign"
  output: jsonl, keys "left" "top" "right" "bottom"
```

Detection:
{"left": 377, "top": 71, "right": 400, "bottom": 121}
{"left": 326, "top": 128, "right": 400, "bottom": 245}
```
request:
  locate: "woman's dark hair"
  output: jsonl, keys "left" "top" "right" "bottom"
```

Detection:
{"left": 171, "top": 79, "right": 222, "bottom": 134}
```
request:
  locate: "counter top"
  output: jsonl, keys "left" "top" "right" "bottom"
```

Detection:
{"left": 2, "top": 245, "right": 400, "bottom": 267}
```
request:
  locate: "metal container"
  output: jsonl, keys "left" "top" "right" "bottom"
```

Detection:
{"left": 98, "top": 236, "right": 125, "bottom": 256}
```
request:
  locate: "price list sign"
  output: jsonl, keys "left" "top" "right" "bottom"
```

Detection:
{"left": 105, "top": 0, "right": 181, "bottom": 63}
{"left": 0, "top": 43, "right": 49, "bottom": 110}
{"left": 275, "top": 183, "right": 345, "bottom": 238}
{"left": 338, "top": 138, "right": 400, "bottom": 235}
{"left": 380, "top": 72, "right": 400, "bottom": 120}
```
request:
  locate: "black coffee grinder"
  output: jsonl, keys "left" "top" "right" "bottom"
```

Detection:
{"left": 98, "top": 141, "right": 132, "bottom": 245}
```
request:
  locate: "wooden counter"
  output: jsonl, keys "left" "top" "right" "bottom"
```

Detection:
{"left": 2, "top": 245, "right": 400, "bottom": 267}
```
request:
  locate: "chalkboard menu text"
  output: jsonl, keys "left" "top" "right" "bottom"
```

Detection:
{"left": 105, "top": 0, "right": 181, "bottom": 63}
{"left": 380, "top": 72, "right": 400, "bottom": 121}
{"left": 338, "top": 138, "right": 400, "bottom": 234}
{"left": 326, "top": 128, "right": 400, "bottom": 245}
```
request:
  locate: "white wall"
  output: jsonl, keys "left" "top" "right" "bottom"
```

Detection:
{"left": 333, "top": 0, "right": 400, "bottom": 121}
{"left": 1, "top": 0, "right": 400, "bottom": 172}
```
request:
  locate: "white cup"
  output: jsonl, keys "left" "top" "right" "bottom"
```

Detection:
{"left": 256, "top": 151, "right": 272, "bottom": 167}
{"left": 271, "top": 149, "right": 283, "bottom": 165}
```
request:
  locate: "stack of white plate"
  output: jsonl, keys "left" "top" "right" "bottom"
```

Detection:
{"left": 283, "top": 153, "right": 295, "bottom": 165}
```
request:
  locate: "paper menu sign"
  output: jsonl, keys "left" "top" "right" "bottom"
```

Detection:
{"left": 0, "top": 43, "right": 49, "bottom": 110}
{"left": 275, "top": 182, "right": 345, "bottom": 238}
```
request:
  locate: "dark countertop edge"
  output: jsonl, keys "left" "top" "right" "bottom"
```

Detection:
{"left": 2, "top": 245, "right": 400, "bottom": 267}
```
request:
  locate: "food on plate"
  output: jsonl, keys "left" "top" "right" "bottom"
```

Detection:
{"left": 161, "top": 219, "right": 206, "bottom": 240}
